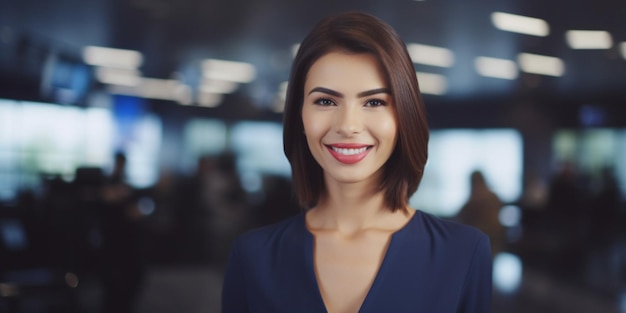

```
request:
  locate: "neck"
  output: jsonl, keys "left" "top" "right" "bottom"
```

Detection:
{"left": 309, "top": 174, "right": 408, "bottom": 233}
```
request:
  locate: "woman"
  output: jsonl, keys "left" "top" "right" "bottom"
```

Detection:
{"left": 222, "top": 12, "right": 492, "bottom": 313}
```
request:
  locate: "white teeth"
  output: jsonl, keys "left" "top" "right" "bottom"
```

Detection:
{"left": 331, "top": 146, "right": 368, "bottom": 155}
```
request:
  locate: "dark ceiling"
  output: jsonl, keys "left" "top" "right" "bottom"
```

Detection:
{"left": 1, "top": 0, "right": 625, "bottom": 124}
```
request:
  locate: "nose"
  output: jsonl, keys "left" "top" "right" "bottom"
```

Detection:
{"left": 334, "top": 104, "right": 363, "bottom": 136}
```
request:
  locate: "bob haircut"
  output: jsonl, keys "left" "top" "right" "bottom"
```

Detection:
{"left": 283, "top": 11, "right": 429, "bottom": 212}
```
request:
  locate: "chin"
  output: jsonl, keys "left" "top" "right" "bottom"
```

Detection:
{"left": 326, "top": 169, "right": 379, "bottom": 185}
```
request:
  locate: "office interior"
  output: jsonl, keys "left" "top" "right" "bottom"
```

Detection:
{"left": 1, "top": 0, "right": 626, "bottom": 312}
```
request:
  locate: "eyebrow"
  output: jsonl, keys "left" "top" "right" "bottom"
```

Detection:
{"left": 308, "top": 87, "right": 391, "bottom": 98}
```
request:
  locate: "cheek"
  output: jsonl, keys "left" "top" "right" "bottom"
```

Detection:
{"left": 302, "top": 109, "right": 325, "bottom": 138}
{"left": 302, "top": 114, "right": 328, "bottom": 165}
{"left": 376, "top": 118, "right": 398, "bottom": 146}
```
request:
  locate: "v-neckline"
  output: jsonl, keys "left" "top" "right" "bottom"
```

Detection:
{"left": 302, "top": 211, "right": 417, "bottom": 313}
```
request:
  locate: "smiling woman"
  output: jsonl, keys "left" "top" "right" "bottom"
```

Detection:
{"left": 302, "top": 52, "right": 397, "bottom": 186}
{"left": 222, "top": 11, "right": 493, "bottom": 313}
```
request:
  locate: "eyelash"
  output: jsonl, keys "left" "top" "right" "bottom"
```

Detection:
{"left": 314, "top": 98, "right": 335, "bottom": 106}
{"left": 312, "top": 98, "right": 388, "bottom": 107}
{"left": 365, "top": 99, "right": 387, "bottom": 107}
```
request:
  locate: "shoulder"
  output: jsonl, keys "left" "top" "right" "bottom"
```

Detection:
{"left": 417, "top": 211, "right": 495, "bottom": 308}
{"left": 412, "top": 210, "right": 490, "bottom": 256}
{"left": 237, "top": 212, "right": 304, "bottom": 242}
{"left": 415, "top": 210, "right": 487, "bottom": 239}
{"left": 232, "top": 213, "right": 306, "bottom": 255}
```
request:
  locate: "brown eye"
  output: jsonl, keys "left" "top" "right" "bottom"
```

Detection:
{"left": 314, "top": 98, "right": 335, "bottom": 106}
{"left": 365, "top": 99, "right": 386, "bottom": 107}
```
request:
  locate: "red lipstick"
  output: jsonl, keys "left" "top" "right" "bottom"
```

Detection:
{"left": 326, "top": 143, "right": 371, "bottom": 164}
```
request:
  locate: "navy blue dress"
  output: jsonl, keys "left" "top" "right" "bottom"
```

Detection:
{"left": 222, "top": 210, "right": 492, "bottom": 312}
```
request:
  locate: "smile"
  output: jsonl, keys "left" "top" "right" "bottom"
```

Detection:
{"left": 325, "top": 144, "right": 372, "bottom": 164}
{"left": 331, "top": 146, "right": 368, "bottom": 155}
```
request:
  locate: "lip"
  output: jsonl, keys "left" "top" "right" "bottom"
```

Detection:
{"left": 325, "top": 143, "right": 373, "bottom": 164}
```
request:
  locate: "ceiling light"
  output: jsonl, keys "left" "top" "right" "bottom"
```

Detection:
{"left": 83, "top": 46, "right": 143, "bottom": 69}
{"left": 197, "top": 91, "right": 223, "bottom": 108}
{"left": 95, "top": 67, "right": 141, "bottom": 86}
{"left": 107, "top": 78, "right": 187, "bottom": 102}
{"left": 174, "top": 84, "right": 193, "bottom": 105}
{"left": 565, "top": 30, "right": 613, "bottom": 49}
{"left": 407, "top": 44, "right": 455, "bottom": 68}
{"left": 291, "top": 44, "right": 300, "bottom": 58}
{"left": 272, "top": 81, "right": 289, "bottom": 113}
{"left": 416, "top": 72, "right": 447, "bottom": 95}
{"left": 474, "top": 57, "right": 518, "bottom": 80}
{"left": 518, "top": 53, "right": 565, "bottom": 77}
{"left": 491, "top": 12, "right": 549, "bottom": 37}
{"left": 202, "top": 59, "right": 256, "bottom": 83}
{"left": 621, "top": 42, "right": 626, "bottom": 60}
{"left": 200, "top": 79, "right": 239, "bottom": 94}
{"left": 138, "top": 78, "right": 183, "bottom": 100}
{"left": 277, "top": 81, "right": 288, "bottom": 103}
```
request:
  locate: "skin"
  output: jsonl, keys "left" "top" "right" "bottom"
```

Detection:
{"left": 302, "top": 51, "right": 415, "bottom": 313}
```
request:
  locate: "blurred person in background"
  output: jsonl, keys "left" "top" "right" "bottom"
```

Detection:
{"left": 100, "top": 151, "right": 146, "bottom": 313}
{"left": 221, "top": 12, "right": 492, "bottom": 313}
{"left": 176, "top": 155, "right": 216, "bottom": 264}
{"left": 585, "top": 166, "right": 624, "bottom": 290}
{"left": 456, "top": 170, "right": 506, "bottom": 256}
{"left": 588, "top": 166, "right": 622, "bottom": 250}
{"left": 544, "top": 160, "right": 587, "bottom": 279}
{"left": 176, "top": 153, "right": 249, "bottom": 265}
{"left": 251, "top": 174, "right": 299, "bottom": 228}
{"left": 205, "top": 152, "right": 248, "bottom": 265}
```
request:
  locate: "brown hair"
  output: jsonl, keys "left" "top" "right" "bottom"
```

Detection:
{"left": 283, "top": 12, "right": 429, "bottom": 211}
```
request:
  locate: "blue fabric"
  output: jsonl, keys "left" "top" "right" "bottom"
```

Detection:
{"left": 222, "top": 210, "right": 492, "bottom": 313}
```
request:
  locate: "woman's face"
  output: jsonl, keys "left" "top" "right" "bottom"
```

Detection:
{"left": 302, "top": 51, "right": 397, "bottom": 185}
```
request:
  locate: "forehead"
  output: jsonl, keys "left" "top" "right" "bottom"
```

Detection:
{"left": 304, "top": 52, "right": 388, "bottom": 92}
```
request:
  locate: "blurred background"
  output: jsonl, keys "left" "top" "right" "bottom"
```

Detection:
{"left": 0, "top": 0, "right": 625, "bottom": 312}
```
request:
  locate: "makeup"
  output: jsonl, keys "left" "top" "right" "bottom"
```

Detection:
{"left": 326, "top": 144, "right": 372, "bottom": 164}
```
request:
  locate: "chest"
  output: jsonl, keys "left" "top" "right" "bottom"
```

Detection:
{"left": 313, "top": 233, "right": 391, "bottom": 313}
{"left": 241, "top": 226, "right": 473, "bottom": 313}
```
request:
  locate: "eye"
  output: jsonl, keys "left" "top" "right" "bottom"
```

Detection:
{"left": 364, "top": 99, "right": 387, "bottom": 107}
{"left": 314, "top": 98, "right": 335, "bottom": 106}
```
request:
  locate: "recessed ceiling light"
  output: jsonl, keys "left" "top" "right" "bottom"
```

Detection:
{"left": 565, "top": 30, "right": 613, "bottom": 49}
{"left": 200, "top": 79, "right": 239, "bottom": 94}
{"left": 272, "top": 81, "right": 289, "bottom": 113}
{"left": 108, "top": 77, "right": 188, "bottom": 102}
{"left": 491, "top": 12, "right": 549, "bottom": 37}
{"left": 518, "top": 53, "right": 565, "bottom": 77}
{"left": 197, "top": 91, "right": 223, "bottom": 108}
{"left": 83, "top": 46, "right": 143, "bottom": 69}
{"left": 407, "top": 44, "right": 454, "bottom": 68}
{"left": 474, "top": 57, "right": 518, "bottom": 80}
{"left": 95, "top": 67, "right": 141, "bottom": 86}
{"left": 201, "top": 59, "right": 256, "bottom": 83}
{"left": 291, "top": 44, "right": 300, "bottom": 58}
{"left": 416, "top": 72, "right": 447, "bottom": 95}
{"left": 138, "top": 78, "right": 185, "bottom": 100}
